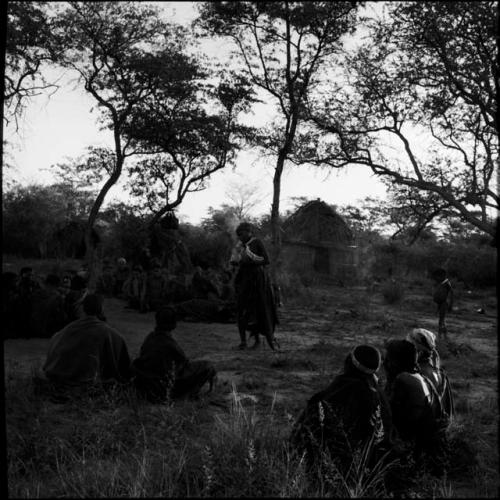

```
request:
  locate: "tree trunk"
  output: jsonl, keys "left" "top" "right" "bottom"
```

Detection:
{"left": 270, "top": 149, "right": 286, "bottom": 283}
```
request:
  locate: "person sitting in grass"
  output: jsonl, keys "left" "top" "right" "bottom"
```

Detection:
{"left": 43, "top": 294, "right": 131, "bottom": 388}
{"left": 431, "top": 268, "right": 453, "bottom": 340}
{"left": 383, "top": 339, "right": 449, "bottom": 477}
{"left": 290, "top": 345, "right": 394, "bottom": 479}
{"left": 131, "top": 306, "right": 216, "bottom": 402}
{"left": 406, "top": 328, "right": 454, "bottom": 424}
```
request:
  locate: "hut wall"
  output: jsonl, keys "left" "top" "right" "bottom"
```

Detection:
{"left": 281, "top": 241, "right": 359, "bottom": 283}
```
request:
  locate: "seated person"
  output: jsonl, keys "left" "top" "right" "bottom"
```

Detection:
{"left": 28, "top": 274, "right": 67, "bottom": 338}
{"left": 131, "top": 306, "right": 216, "bottom": 402}
{"left": 122, "top": 265, "right": 147, "bottom": 312}
{"left": 290, "top": 345, "right": 393, "bottom": 476}
{"left": 406, "top": 328, "right": 454, "bottom": 423}
{"left": 383, "top": 339, "right": 449, "bottom": 475}
{"left": 43, "top": 294, "right": 131, "bottom": 387}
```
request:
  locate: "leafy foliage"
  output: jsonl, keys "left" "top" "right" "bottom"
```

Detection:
{"left": 307, "top": 1, "right": 498, "bottom": 238}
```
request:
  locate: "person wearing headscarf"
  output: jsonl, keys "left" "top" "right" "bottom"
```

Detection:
{"left": 406, "top": 328, "right": 454, "bottom": 423}
{"left": 290, "top": 345, "right": 393, "bottom": 478}
{"left": 383, "top": 339, "right": 449, "bottom": 476}
{"left": 231, "top": 222, "right": 279, "bottom": 350}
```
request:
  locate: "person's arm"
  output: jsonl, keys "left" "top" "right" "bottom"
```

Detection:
{"left": 447, "top": 284, "right": 454, "bottom": 311}
{"left": 240, "top": 239, "right": 270, "bottom": 266}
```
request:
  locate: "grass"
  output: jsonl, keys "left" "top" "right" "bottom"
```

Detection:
{"left": 4, "top": 262, "right": 498, "bottom": 498}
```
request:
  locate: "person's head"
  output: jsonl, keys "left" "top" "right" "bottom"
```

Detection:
{"left": 344, "top": 344, "right": 381, "bottom": 378}
{"left": 70, "top": 275, "right": 87, "bottom": 291}
{"left": 383, "top": 339, "right": 418, "bottom": 379}
{"left": 432, "top": 268, "right": 447, "bottom": 282}
{"left": 117, "top": 257, "right": 127, "bottom": 268}
{"left": 155, "top": 306, "right": 177, "bottom": 331}
{"left": 83, "top": 293, "right": 104, "bottom": 317}
{"left": 45, "top": 274, "right": 61, "bottom": 288}
{"left": 406, "top": 328, "right": 436, "bottom": 357}
{"left": 236, "top": 222, "right": 253, "bottom": 244}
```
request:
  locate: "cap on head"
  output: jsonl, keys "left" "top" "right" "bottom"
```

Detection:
{"left": 350, "top": 344, "right": 381, "bottom": 374}
{"left": 406, "top": 328, "right": 436, "bottom": 354}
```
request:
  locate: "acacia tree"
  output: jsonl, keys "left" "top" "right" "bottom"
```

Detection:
{"left": 123, "top": 72, "right": 257, "bottom": 228}
{"left": 306, "top": 1, "right": 498, "bottom": 240}
{"left": 197, "top": 1, "right": 360, "bottom": 278}
{"left": 4, "top": 1, "right": 59, "bottom": 129}
{"left": 48, "top": 2, "right": 203, "bottom": 288}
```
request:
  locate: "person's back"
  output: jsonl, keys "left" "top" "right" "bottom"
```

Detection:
{"left": 132, "top": 307, "right": 216, "bottom": 401}
{"left": 43, "top": 294, "right": 130, "bottom": 386}
{"left": 291, "top": 345, "right": 390, "bottom": 474}
{"left": 406, "top": 328, "right": 454, "bottom": 423}
{"left": 384, "top": 339, "right": 448, "bottom": 475}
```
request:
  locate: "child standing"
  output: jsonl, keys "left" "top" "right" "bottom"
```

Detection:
{"left": 432, "top": 268, "right": 453, "bottom": 340}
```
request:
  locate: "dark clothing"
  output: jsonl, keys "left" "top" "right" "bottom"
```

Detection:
{"left": 12, "top": 276, "right": 41, "bottom": 337}
{"left": 64, "top": 289, "right": 87, "bottom": 322}
{"left": 418, "top": 358, "right": 454, "bottom": 424}
{"left": 175, "top": 298, "right": 236, "bottom": 323}
{"left": 234, "top": 237, "right": 278, "bottom": 347}
{"left": 145, "top": 273, "right": 168, "bottom": 311}
{"left": 114, "top": 266, "right": 130, "bottom": 296}
{"left": 96, "top": 270, "right": 116, "bottom": 297}
{"left": 131, "top": 329, "right": 216, "bottom": 401}
{"left": 122, "top": 273, "right": 147, "bottom": 311}
{"left": 43, "top": 316, "right": 131, "bottom": 385}
{"left": 28, "top": 287, "right": 67, "bottom": 338}
{"left": 385, "top": 370, "right": 449, "bottom": 475}
{"left": 433, "top": 279, "right": 452, "bottom": 337}
{"left": 291, "top": 371, "right": 391, "bottom": 475}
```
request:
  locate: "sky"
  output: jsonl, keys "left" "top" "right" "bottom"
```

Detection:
{"left": 3, "top": 1, "right": 389, "bottom": 224}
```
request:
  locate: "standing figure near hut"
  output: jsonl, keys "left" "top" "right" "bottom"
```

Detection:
{"left": 431, "top": 268, "right": 453, "bottom": 340}
{"left": 144, "top": 261, "right": 169, "bottom": 312}
{"left": 231, "top": 222, "right": 279, "bottom": 350}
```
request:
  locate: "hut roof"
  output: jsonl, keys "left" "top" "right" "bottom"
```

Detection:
{"left": 282, "top": 199, "right": 353, "bottom": 246}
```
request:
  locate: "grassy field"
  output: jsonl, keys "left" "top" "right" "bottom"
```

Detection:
{"left": 3, "top": 257, "right": 498, "bottom": 497}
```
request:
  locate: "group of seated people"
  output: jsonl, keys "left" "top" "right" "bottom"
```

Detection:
{"left": 3, "top": 266, "right": 91, "bottom": 339}
{"left": 41, "top": 293, "right": 217, "bottom": 401}
{"left": 2, "top": 258, "right": 237, "bottom": 340}
{"left": 290, "top": 328, "right": 454, "bottom": 492}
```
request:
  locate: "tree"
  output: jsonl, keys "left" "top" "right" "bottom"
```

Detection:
{"left": 223, "top": 173, "right": 265, "bottom": 220}
{"left": 4, "top": 1, "right": 58, "bottom": 129}
{"left": 48, "top": 1, "right": 202, "bottom": 288}
{"left": 197, "top": 1, "right": 360, "bottom": 278}
{"left": 307, "top": 1, "right": 498, "bottom": 239}
{"left": 123, "top": 72, "right": 257, "bottom": 228}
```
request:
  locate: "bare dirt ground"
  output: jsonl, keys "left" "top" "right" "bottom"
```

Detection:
{"left": 4, "top": 282, "right": 498, "bottom": 496}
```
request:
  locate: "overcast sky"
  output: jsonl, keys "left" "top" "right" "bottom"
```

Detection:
{"left": 4, "top": 1, "right": 389, "bottom": 224}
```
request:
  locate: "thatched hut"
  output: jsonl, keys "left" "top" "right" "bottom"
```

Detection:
{"left": 281, "top": 199, "right": 358, "bottom": 282}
